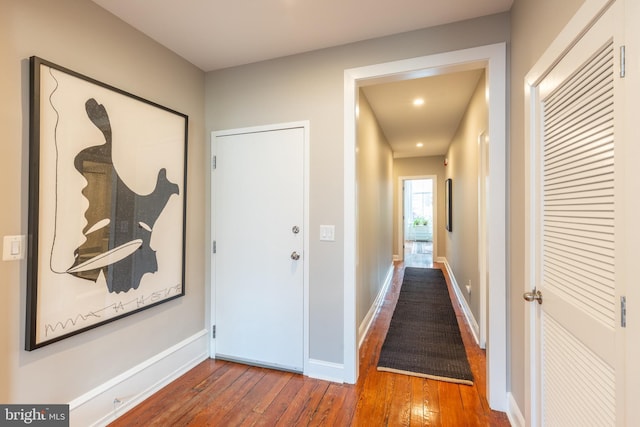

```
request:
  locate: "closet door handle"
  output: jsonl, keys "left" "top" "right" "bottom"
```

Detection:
{"left": 523, "top": 289, "right": 543, "bottom": 304}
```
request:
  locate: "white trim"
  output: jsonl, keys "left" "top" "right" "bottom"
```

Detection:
{"left": 302, "top": 123, "right": 311, "bottom": 378}
{"left": 70, "top": 330, "right": 209, "bottom": 427}
{"left": 210, "top": 121, "right": 311, "bottom": 375}
{"left": 523, "top": 1, "right": 614, "bottom": 425}
{"left": 477, "top": 130, "right": 489, "bottom": 349}
{"left": 344, "top": 75, "right": 358, "bottom": 384}
{"left": 507, "top": 392, "right": 526, "bottom": 427}
{"left": 623, "top": 0, "right": 640, "bottom": 421}
{"left": 344, "top": 43, "right": 507, "bottom": 409}
{"left": 358, "top": 263, "right": 394, "bottom": 348}
{"left": 397, "top": 175, "right": 438, "bottom": 263}
{"left": 306, "top": 359, "right": 345, "bottom": 384}
{"left": 442, "top": 259, "right": 480, "bottom": 345}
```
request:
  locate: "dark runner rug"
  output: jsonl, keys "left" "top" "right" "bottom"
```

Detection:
{"left": 377, "top": 267, "right": 474, "bottom": 385}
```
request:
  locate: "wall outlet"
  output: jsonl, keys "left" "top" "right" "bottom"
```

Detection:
{"left": 466, "top": 280, "right": 472, "bottom": 295}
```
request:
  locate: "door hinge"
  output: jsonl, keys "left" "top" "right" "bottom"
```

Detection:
{"left": 212, "top": 325, "right": 216, "bottom": 339}
{"left": 621, "top": 296, "right": 627, "bottom": 328}
{"left": 620, "top": 45, "right": 626, "bottom": 78}
{"left": 212, "top": 241, "right": 216, "bottom": 254}
{"left": 212, "top": 155, "right": 217, "bottom": 170}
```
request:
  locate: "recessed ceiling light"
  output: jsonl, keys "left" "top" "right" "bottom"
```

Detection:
{"left": 416, "top": 142, "right": 424, "bottom": 147}
{"left": 413, "top": 98, "right": 425, "bottom": 106}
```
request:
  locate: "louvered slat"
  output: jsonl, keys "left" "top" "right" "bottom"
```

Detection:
{"left": 542, "top": 40, "right": 616, "bottom": 328}
{"left": 543, "top": 315, "right": 616, "bottom": 426}
{"left": 537, "top": 6, "right": 620, "bottom": 424}
{"left": 544, "top": 44, "right": 613, "bottom": 117}
{"left": 545, "top": 138, "right": 613, "bottom": 176}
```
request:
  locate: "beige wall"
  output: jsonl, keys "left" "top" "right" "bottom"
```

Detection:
{"left": 1, "top": 0, "right": 205, "bottom": 404}
{"left": 355, "top": 92, "right": 394, "bottom": 327}
{"left": 444, "top": 71, "right": 486, "bottom": 322}
{"left": 392, "top": 156, "right": 446, "bottom": 258}
{"left": 205, "top": 12, "right": 510, "bottom": 365}
{"left": 2, "top": 0, "right": 589, "bottom": 416}
{"left": 509, "top": 0, "right": 584, "bottom": 410}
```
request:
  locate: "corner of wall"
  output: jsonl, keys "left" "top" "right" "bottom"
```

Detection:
{"left": 357, "top": 263, "right": 394, "bottom": 348}
{"left": 305, "top": 359, "right": 345, "bottom": 384}
{"left": 441, "top": 259, "right": 480, "bottom": 345}
{"left": 507, "top": 392, "right": 526, "bottom": 427}
{"left": 70, "top": 330, "right": 208, "bottom": 426}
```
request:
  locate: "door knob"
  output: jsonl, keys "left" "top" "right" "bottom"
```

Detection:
{"left": 291, "top": 251, "right": 300, "bottom": 260}
{"left": 292, "top": 226, "right": 300, "bottom": 234}
{"left": 523, "top": 288, "right": 543, "bottom": 304}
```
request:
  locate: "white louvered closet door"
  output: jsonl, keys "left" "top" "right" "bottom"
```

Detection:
{"left": 534, "top": 2, "right": 624, "bottom": 425}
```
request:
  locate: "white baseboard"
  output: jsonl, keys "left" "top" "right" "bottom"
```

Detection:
{"left": 507, "top": 393, "right": 525, "bottom": 427}
{"left": 358, "top": 263, "right": 394, "bottom": 348}
{"left": 69, "top": 329, "right": 209, "bottom": 427}
{"left": 441, "top": 259, "right": 480, "bottom": 345}
{"left": 306, "top": 359, "right": 344, "bottom": 383}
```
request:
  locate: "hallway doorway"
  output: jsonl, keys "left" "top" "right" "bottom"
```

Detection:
{"left": 344, "top": 43, "right": 507, "bottom": 410}
{"left": 402, "top": 177, "right": 434, "bottom": 268}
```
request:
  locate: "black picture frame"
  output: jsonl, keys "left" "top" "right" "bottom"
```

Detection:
{"left": 27, "top": 56, "right": 188, "bottom": 350}
{"left": 445, "top": 178, "right": 452, "bottom": 232}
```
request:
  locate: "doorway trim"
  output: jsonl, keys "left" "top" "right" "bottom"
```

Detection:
{"left": 398, "top": 175, "right": 438, "bottom": 264}
{"left": 344, "top": 43, "right": 507, "bottom": 410}
{"left": 478, "top": 130, "right": 489, "bottom": 349}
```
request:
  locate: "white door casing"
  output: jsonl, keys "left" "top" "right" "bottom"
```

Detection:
{"left": 524, "top": 1, "right": 627, "bottom": 424}
{"left": 478, "top": 131, "right": 489, "bottom": 349}
{"left": 211, "top": 122, "right": 309, "bottom": 372}
{"left": 345, "top": 43, "right": 507, "bottom": 408}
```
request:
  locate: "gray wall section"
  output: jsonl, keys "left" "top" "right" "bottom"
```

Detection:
{"left": 1, "top": 0, "right": 205, "bottom": 403}
{"left": 444, "top": 72, "right": 485, "bottom": 326}
{"left": 356, "top": 92, "right": 394, "bottom": 328}
{"left": 509, "top": 0, "right": 584, "bottom": 410}
{"left": 205, "top": 12, "right": 510, "bottom": 366}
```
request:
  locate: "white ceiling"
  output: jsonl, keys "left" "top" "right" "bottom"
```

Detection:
{"left": 91, "top": 0, "right": 511, "bottom": 156}
{"left": 91, "top": 0, "right": 512, "bottom": 72}
{"left": 361, "top": 69, "right": 485, "bottom": 157}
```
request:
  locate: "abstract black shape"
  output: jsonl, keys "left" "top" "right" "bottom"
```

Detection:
{"left": 68, "top": 98, "right": 179, "bottom": 293}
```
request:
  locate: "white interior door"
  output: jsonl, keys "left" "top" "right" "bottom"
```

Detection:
{"left": 212, "top": 124, "right": 305, "bottom": 372}
{"left": 526, "top": 2, "right": 625, "bottom": 425}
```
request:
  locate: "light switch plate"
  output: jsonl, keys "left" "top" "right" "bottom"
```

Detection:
{"left": 3, "top": 235, "right": 26, "bottom": 261}
{"left": 319, "top": 225, "right": 335, "bottom": 241}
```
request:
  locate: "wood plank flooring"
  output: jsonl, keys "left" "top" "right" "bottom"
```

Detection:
{"left": 403, "top": 241, "right": 433, "bottom": 268}
{"left": 109, "top": 262, "right": 510, "bottom": 426}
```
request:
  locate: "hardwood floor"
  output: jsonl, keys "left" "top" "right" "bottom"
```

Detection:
{"left": 403, "top": 241, "right": 433, "bottom": 268}
{"left": 109, "top": 262, "right": 510, "bottom": 426}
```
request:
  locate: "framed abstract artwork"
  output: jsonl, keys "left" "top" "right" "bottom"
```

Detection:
{"left": 26, "top": 56, "right": 188, "bottom": 350}
{"left": 445, "top": 178, "right": 452, "bottom": 232}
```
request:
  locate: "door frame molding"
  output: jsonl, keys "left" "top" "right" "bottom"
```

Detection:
{"left": 209, "top": 121, "right": 310, "bottom": 373}
{"left": 344, "top": 43, "right": 507, "bottom": 410}
{"left": 398, "top": 175, "right": 438, "bottom": 263}
{"left": 477, "top": 130, "right": 489, "bottom": 349}
{"left": 524, "top": 1, "right": 616, "bottom": 424}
